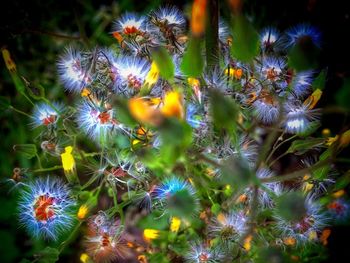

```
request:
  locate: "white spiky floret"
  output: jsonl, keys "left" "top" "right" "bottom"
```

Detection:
{"left": 31, "top": 102, "right": 63, "bottom": 128}
{"left": 57, "top": 47, "right": 91, "bottom": 93}
{"left": 18, "top": 177, "right": 76, "bottom": 240}
{"left": 274, "top": 194, "right": 328, "bottom": 243}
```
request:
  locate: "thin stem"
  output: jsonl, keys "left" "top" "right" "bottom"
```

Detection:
{"left": 32, "top": 165, "right": 63, "bottom": 173}
{"left": 9, "top": 106, "right": 32, "bottom": 118}
{"left": 261, "top": 158, "right": 332, "bottom": 183}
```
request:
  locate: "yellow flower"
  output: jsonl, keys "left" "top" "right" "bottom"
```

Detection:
{"left": 308, "top": 230, "right": 318, "bottom": 241}
{"left": 128, "top": 97, "right": 161, "bottom": 126}
{"left": 77, "top": 204, "right": 89, "bottom": 220}
{"left": 1, "top": 48, "right": 16, "bottom": 73}
{"left": 303, "top": 89, "right": 322, "bottom": 109}
{"left": 81, "top": 88, "right": 91, "bottom": 97}
{"left": 61, "top": 146, "right": 75, "bottom": 172}
{"left": 340, "top": 130, "right": 350, "bottom": 148}
{"left": 243, "top": 235, "right": 253, "bottom": 251}
{"left": 325, "top": 135, "right": 338, "bottom": 146}
{"left": 322, "top": 128, "right": 331, "bottom": 137}
{"left": 80, "top": 253, "right": 90, "bottom": 263}
{"left": 170, "top": 217, "right": 181, "bottom": 233}
{"left": 188, "top": 77, "right": 200, "bottom": 87}
{"left": 143, "top": 229, "right": 160, "bottom": 240}
{"left": 161, "top": 91, "right": 184, "bottom": 119}
{"left": 144, "top": 61, "right": 160, "bottom": 87}
{"left": 225, "top": 68, "right": 235, "bottom": 77}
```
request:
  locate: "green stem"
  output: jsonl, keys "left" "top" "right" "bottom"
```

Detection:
{"left": 9, "top": 106, "right": 32, "bottom": 118}
{"left": 261, "top": 158, "right": 332, "bottom": 183}
{"left": 32, "top": 165, "right": 63, "bottom": 173}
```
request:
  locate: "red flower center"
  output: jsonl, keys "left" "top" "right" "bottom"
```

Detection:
{"left": 42, "top": 115, "right": 56, "bottom": 125}
{"left": 34, "top": 195, "right": 55, "bottom": 222}
{"left": 124, "top": 26, "right": 139, "bottom": 35}
{"left": 98, "top": 112, "right": 111, "bottom": 124}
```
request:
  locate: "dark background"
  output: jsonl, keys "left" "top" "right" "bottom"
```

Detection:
{"left": 1, "top": 0, "right": 350, "bottom": 262}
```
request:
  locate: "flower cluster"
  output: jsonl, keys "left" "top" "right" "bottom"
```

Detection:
{"left": 7, "top": 3, "right": 350, "bottom": 263}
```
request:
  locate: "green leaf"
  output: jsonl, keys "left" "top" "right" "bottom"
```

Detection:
{"left": 167, "top": 189, "right": 198, "bottom": 219}
{"left": 13, "top": 144, "right": 37, "bottom": 159}
{"left": 209, "top": 90, "right": 238, "bottom": 131}
{"left": 158, "top": 118, "right": 193, "bottom": 165}
{"left": 287, "top": 138, "right": 325, "bottom": 155}
{"left": 335, "top": 78, "right": 350, "bottom": 110}
{"left": 256, "top": 247, "right": 287, "bottom": 263}
{"left": 211, "top": 203, "right": 221, "bottom": 215}
{"left": 220, "top": 156, "right": 253, "bottom": 190}
{"left": 288, "top": 41, "right": 320, "bottom": 71}
{"left": 313, "top": 148, "right": 332, "bottom": 180}
{"left": 230, "top": 15, "right": 259, "bottom": 62}
{"left": 151, "top": 47, "right": 174, "bottom": 80}
{"left": 312, "top": 69, "right": 327, "bottom": 91}
{"left": 297, "top": 121, "right": 321, "bottom": 137}
{"left": 180, "top": 37, "right": 204, "bottom": 77}
{"left": 37, "top": 247, "right": 59, "bottom": 263}
{"left": 113, "top": 97, "right": 137, "bottom": 126}
{"left": 333, "top": 171, "right": 350, "bottom": 191}
{"left": 26, "top": 84, "right": 46, "bottom": 100}
{"left": 276, "top": 192, "right": 306, "bottom": 222}
{"left": 0, "top": 96, "right": 11, "bottom": 110}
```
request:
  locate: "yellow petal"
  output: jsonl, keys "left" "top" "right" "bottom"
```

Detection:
{"left": 80, "top": 253, "right": 90, "bottom": 263}
{"left": 1, "top": 48, "right": 17, "bottom": 72}
{"left": 77, "top": 204, "right": 89, "bottom": 220}
{"left": 144, "top": 61, "right": 160, "bottom": 87}
{"left": 143, "top": 229, "right": 159, "bottom": 240}
{"left": 303, "top": 89, "right": 322, "bottom": 109}
{"left": 61, "top": 146, "right": 75, "bottom": 172}
{"left": 170, "top": 217, "right": 181, "bottom": 232}
{"left": 243, "top": 235, "right": 253, "bottom": 250}
{"left": 161, "top": 91, "right": 184, "bottom": 119}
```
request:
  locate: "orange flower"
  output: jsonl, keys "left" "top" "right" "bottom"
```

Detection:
{"left": 191, "top": 0, "right": 207, "bottom": 36}
{"left": 320, "top": 228, "right": 331, "bottom": 246}
{"left": 283, "top": 237, "right": 296, "bottom": 246}
{"left": 128, "top": 97, "right": 162, "bottom": 126}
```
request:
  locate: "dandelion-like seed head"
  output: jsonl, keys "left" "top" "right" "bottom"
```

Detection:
{"left": 77, "top": 101, "right": 119, "bottom": 141}
{"left": 274, "top": 195, "right": 328, "bottom": 243}
{"left": 209, "top": 212, "right": 247, "bottom": 241}
{"left": 284, "top": 24, "right": 321, "bottom": 49}
{"left": 185, "top": 243, "right": 223, "bottom": 263}
{"left": 151, "top": 6, "right": 186, "bottom": 29}
{"left": 18, "top": 177, "right": 76, "bottom": 240}
{"left": 112, "top": 13, "right": 147, "bottom": 36}
{"left": 57, "top": 47, "right": 92, "bottom": 93}
{"left": 112, "top": 56, "right": 150, "bottom": 96}
{"left": 259, "top": 57, "right": 286, "bottom": 82}
{"left": 284, "top": 102, "right": 319, "bottom": 133}
{"left": 31, "top": 102, "right": 63, "bottom": 128}
{"left": 155, "top": 177, "right": 196, "bottom": 201}
{"left": 260, "top": 27, "right": 279, "bottom": 48}
{"left": 85, "top": 213, "right": 130, "bottom": 263}
{"left": 251, "top": 91, "right": 280, "bottom": 124}
{"left": 290, "top": 70, "right": 314, "bottom": 98}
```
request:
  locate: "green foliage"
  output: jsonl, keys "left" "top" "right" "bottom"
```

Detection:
{"left": 276, "top": 192, "right": 306, "bottom": 222}
{"left": 230, "top": 15, "right": 259, "bottom": 62}
{"left": 180, "top": 37, "right": 204, "bottom": 77}
{"left": 151, "top": 47, "right": 175, "bottom": 80}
